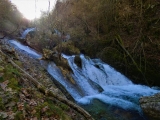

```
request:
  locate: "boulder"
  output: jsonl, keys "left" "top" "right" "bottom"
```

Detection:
{"left": 54, "top": 41, "right": 80, "bottom": 55}
{"left": 74, "top": 55, "right": 82, "bottom": 68}
{"left": 41, "top": 48, "right": 73, "bottom": 73}
{"left": 41, "top": 48, "right": 56, "bottom": 60}
{"left": 139, "top": 93, "right": 160, "bottom": 120}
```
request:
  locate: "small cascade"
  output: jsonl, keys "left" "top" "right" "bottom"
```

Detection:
{"left": 47, "top": 62, "right": 82, "bottom": 100}
{"left": 62, "top": 54, "right": 160, "bottom": 114}
{"left": 9, "top": 40, "right": 41, "bottom": 58}
{"left": 21, "top": 28, "right": 36, "bottom": 39}
{"left": 80, "top": 55, "right": 133, "bottom": 87}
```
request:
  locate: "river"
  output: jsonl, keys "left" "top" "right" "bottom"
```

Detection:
{"left": 8, "top": 29, "right": 160, "bottom": 120}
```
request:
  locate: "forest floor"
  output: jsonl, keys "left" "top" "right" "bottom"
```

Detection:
{"left": 0, "top": 38, "right": 89, "bottom": 120}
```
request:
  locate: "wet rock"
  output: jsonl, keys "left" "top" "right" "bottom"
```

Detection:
{"left": 74, "top": 55, "right": 82, "bottom": 68}
{"left": 41, "top": 48, "right": 56, "bottom": 60}
{"left": 139, "top": 93, "right": 160, "bottom": 120}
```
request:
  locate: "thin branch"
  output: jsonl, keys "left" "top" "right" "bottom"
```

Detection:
{"left": 115, "top": 35, "right": 149, "bottom": 85}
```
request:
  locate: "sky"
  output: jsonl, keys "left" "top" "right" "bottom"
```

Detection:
{"left": 10, "top": 0, "right": 57, "bottom": 20}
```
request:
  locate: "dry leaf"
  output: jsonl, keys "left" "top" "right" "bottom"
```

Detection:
{"left": 17, "top": 102, "right": 24, "bottom": 111}
{"left": 7, "top": 111, "right": 15, "bottom": 120}
{"left": 41, "top": 106, "right": 49, "bottom": 113}
{"left": 31, "top": 109, "right": 36, "bottom": 115}
{"left": 0, "top": 80, "right": 9, "bottom": 91}
{"left": 19, "top": 93, "right": 25, "bottom": 100}
{"left": 42, "top": 117, "right": 49, "bottom": 120}
{"left": 29, "top": 99, "right": 37, "bottom": 106}
{"left": 0, "top": 112, "right": 8, "bottom": 119}
{"left": 31, "top": 117, "right": 38, "bottom": 120}
{"left": 0, "top": 73, "right": 4, "bottom": 77}
{"left": 22, "top": 88, "right": 30, "bottom": 97}
{"left": 5, "top": 101, "right": 16, "bottom": 108}
{"left": 6, "top": 88, "right": 12, "bottom": 92}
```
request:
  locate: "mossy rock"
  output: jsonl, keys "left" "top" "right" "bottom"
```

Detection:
{"left": 54, "top": 41, "right": 80, "bottom": 55}
{"left": 41, "top": 48, "right": 56, "bottom": 60}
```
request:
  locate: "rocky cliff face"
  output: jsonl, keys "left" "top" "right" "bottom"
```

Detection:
{"left": 139, "top": 93, "right": 160, "bottom": 120}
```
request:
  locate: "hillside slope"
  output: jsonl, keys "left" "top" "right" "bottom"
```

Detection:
{"left": 0, "top": 39, "right": 92, "bottom": 120}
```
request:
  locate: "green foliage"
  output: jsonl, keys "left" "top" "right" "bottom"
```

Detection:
{"left": 15, "top": 111, "right": 24, "bottom": 120}
{"left": 8, "top": 78, "right": 20, "bottom": 91}
{"left": 0, "top": 97, "right": 5, "bottom": 110}
{"left": 5, "top": 65, "right": 20, "bottom": 77}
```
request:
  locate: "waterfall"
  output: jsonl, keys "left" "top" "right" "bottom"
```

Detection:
{"left": 62, "top": 54, "right": 159, "bottom": 112}
{"left": 8, "top": 37, "right": 160, "bottom": 119}
{"left": 21, "top": 28, "right": 36, "bottom": 39}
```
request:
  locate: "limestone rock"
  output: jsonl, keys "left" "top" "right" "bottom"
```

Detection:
{"left": 139, "top": 93, "right": 160, "bottom": 120}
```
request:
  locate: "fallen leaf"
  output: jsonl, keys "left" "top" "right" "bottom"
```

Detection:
{"left": 0, "top": 66, "right": 4, "bottom": 72}
{"left": 31, "top": 109, "right": 36, "bottom": 115}
{"left": 0, "top": 112, "right": 8, "bottom": 119}
{"left": 17, "top": 102, "right": 24, "bottom": 111}
{"left": 0, "top": 80, "right": 9, "bottom": 91}
{"left": 41, "top": 106, "right": 49, "bottom": 113}
{"left": 21, "top": 88, "right": 30, "bottom": 97}
{"left": 29, "top": 99, "right": 37, "bottom": 106}
{"left": 31, "top": 117, "right": 38, "bottom": 120}
{"left": 42, "top": 117, "right": 49, "bottom": 120}
{"left": 5, "top": 101, "right": 16, "bottom": 108}
{"left": 19, "top": 93, "right": 26, "bottom": 100}
{"left": 0, "top": 73, "right": 4, "bottom": 77}
{"left": 6, "top": 88, "right": 12, "bottom": 92}
{"left": 7, "top": 111, "right": 16, "bottom": 120}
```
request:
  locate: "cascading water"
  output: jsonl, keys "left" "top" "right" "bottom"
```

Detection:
{"left": 21, "top": 28, "right": 36, "bottom": 39}
{"left": 8, "top": 28, "right": 160, "bottom": 120}
{"left": 9, "top": 40, "right": 41, "bottom": 58}
{"left": 62, "top": 55, "right": 159, "bottom": 112}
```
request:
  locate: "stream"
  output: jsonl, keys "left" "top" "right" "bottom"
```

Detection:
{"left": 8, "top": 29, "right": 160, "bottom": 120}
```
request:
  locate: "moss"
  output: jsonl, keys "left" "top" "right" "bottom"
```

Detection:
{"left": 4, "top": 64, "right": 21, "bottom": 78}
{"left": 14, "top": 61, "right": 22, "bottom": 67}
{"left": 0, "top": 77, "right": 4, "bottom": 82}
{"left": 0, "top": 66, "right": 4, "bottom": 72}
{"left": 0, "top": 97, "right": 5, "bottom": 110}
{"left": 34, "top": 108, "right": 41, "bottom": 119}
{"left": 15, "top": 111, "right": 24, "bottom": 120}
{"left": 35, "top": 92, "right": 43, "bottom": 99}
{"left": 59, "top": 103, "right": 69, "bottom": 110}
{"left": 45, "top": 99, "right": 65, "bottom": 118}
{"left": 56, "top": 41, "right": 80, "bottom": 55}
{"left": 8, "top": 78, "right": 21, "bottom": 92}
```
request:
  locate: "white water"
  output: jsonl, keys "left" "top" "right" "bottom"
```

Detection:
{"left": 21, "top": 28, "right": 36, "bottom": 39}
{"left": 8, "top": 28, "right": 160, "bottom": 116}
{"left": 62, "top": 54, "right": 160, "bottom": 113}
{"left": 9, "top": 40, "right": 42, "bottom": 58}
